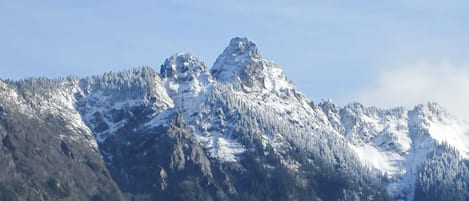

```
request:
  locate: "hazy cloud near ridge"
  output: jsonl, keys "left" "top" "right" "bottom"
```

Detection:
{"left": 356, "top": 60, "right": 469, "bottom": 121}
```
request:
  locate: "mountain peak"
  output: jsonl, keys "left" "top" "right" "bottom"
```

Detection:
{"left": 160, "top": 52, "right": 212, "bottom": 98}
{"left": 211, "top": 37, "right": 262, "bottom": 84}
{"left": 411, "top": 102, "right": 454, "bottom": 123}
{"left": 211, "top": 37, "right": 294, "bottom": 93}
{"left": 160, "top": 52, "right": 209, "bottom": 81}
{"left": 225, "top": 37, "right": 261, "bottom": 59}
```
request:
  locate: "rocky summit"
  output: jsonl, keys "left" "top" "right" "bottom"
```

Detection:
{"left": 0, "top": 37, "right": 468, "bottom": 201}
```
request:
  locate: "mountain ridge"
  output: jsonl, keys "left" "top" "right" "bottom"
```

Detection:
{"left": 0, "top": 37, "right": 468, "bottom": 201}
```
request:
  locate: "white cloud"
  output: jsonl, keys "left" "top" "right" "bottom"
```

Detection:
{"left": 356, "top": 60, "right": 469, "bottom": 121}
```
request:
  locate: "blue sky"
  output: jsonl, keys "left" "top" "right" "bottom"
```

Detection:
{"left": 1, "top": 0, "right": 468, "bottom": 119}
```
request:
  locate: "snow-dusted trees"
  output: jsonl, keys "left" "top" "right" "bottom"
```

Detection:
{"left": 78, "top": 66, "right": 163, "bottom": 103}
{"left": 208, "top": 83, "right": 390, "bottom": 200}
{"left": 414, "top": 143, "right": 469, "bottom": 201}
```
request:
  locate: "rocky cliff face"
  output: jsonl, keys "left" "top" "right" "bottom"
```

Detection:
{"left": 0, "top": 37, "right": 468, "bottom": 201}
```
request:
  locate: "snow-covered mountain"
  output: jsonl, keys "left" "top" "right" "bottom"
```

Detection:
{"left": 0, "top": 37, "right": 468, "bottom": 201}
{"left": 320, "top": 101, "right": 469, "bottom": 200}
